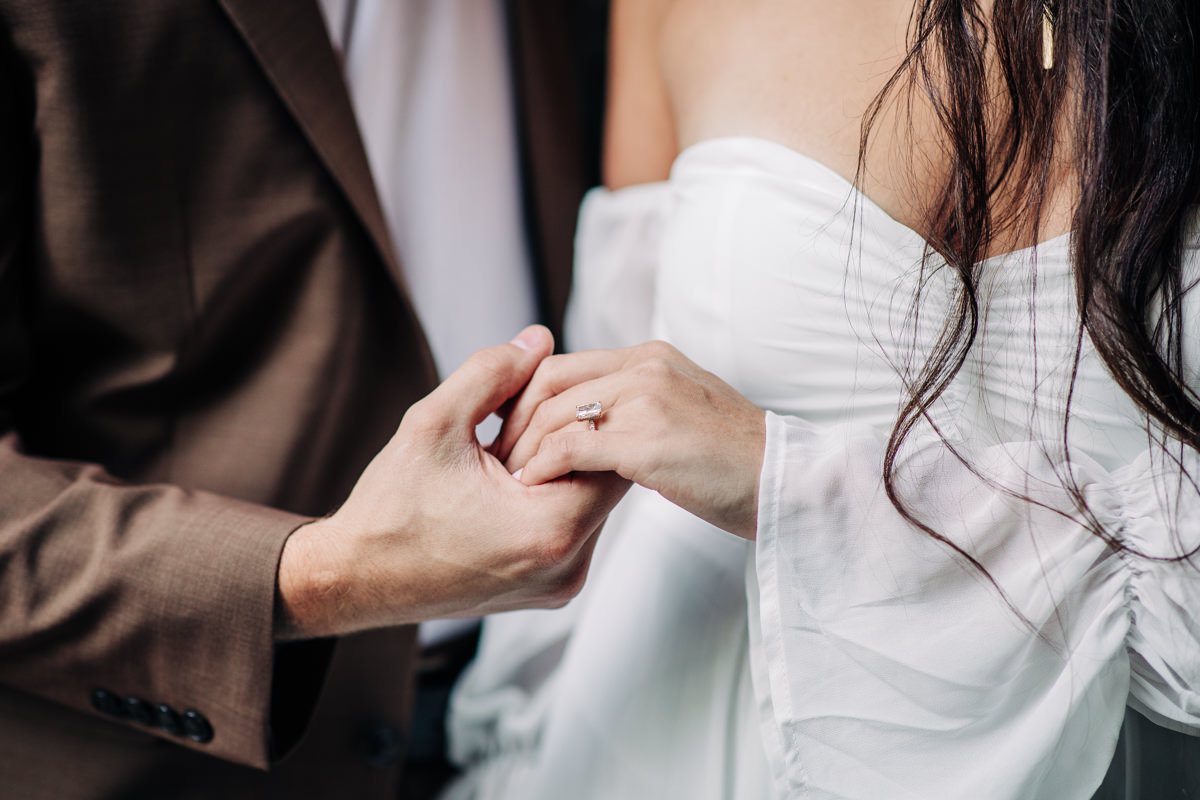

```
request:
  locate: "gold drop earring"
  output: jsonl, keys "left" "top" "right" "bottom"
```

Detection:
{"left": 1041, "top": 1, "right": 1055, "bottom": 70}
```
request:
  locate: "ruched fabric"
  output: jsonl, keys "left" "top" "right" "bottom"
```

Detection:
{"left": 656, "top": 137, "right": 1200, "bottom": 799}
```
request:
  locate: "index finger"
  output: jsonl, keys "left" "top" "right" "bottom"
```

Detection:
{"left": 490, "top": 348, "right": 628, "bottom": 463}
{"left": 428, "top": 325, "right": 554, "bottom": 430}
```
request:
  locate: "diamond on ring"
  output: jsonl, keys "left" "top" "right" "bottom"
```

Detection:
{"left": 576, "top": 401, "right": 603, "bottom": 431}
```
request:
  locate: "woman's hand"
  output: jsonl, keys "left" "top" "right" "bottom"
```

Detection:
{"left": 493, "top": 341, "right": 766, "bottom": 540}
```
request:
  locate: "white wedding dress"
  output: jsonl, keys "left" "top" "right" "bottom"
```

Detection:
{"left": 444, "top": 137, "right": 1200, "bottom": 800}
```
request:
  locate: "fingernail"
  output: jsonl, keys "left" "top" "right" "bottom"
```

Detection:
{"left": 512, "top": 468, "right": 524, "bottom": 481}
{"left": 509, "top": 327, "right": 539, "bottom": 351}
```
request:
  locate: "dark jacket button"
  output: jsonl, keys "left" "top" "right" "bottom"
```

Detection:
{"left": 156, "top": 704, "right": 184, "bottom": 736}
{"left": 90, "top": 689, "right": 122, "bottom": 717}
{"left": 357, "top": 721, "right": 404, "bottom": 767}
{"left": 123, "top": 697, "right": 154, "bottom": 725}
{"left": 182, "top": 710, "right": 213, "bottom": 743}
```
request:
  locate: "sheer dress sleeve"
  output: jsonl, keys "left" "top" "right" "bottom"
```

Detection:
{"left": 754, "top": 403, "right": 1200, "bottom": 800}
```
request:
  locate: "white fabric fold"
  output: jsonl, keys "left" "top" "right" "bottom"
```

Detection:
{"left": 447, "top": 181, "right": 779, "bottom": 800}
{"left": 653, "top": 137, "right": 1200, "bottom": 799}
{"left": 450, "top": 135, "right": 1200, "bottom": 800}
{"left": 754, "top": 413, "right": 1200, "bottom": 800}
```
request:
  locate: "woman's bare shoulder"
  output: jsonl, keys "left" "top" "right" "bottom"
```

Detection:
{"left": 603, "top": 0, "right": 680, "bottom": 189}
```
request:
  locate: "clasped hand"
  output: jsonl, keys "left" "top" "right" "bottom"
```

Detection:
{"left": 494, "top": 340, "right": 766, "bottom": 541}
{"left": 277, "top": 326, "right": 629, "bottom": 639}
{"left": 276, "top": 333, "right": 764, "bottom": 642}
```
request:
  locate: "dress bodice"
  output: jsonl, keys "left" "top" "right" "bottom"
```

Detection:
{"left": 564, "top": 136, "right": 1200, "bottom": 800}
{"left": 448, "top": 136, "right": 1200, "bottom": 800}
{"left": 656, "top": 137, "right": 1149, "bottom": 469}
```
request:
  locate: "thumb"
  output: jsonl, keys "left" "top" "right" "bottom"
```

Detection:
{"left": 431, "top": 325, "right": 554, "bottom": 428}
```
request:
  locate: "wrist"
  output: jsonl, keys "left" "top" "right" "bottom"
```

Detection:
{"left": 274, "top": 517, "right": 355, "bottom": 641}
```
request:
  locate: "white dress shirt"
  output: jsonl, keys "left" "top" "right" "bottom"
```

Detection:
{"left": 318, "top": 0, "right": 537, "bottom": 645}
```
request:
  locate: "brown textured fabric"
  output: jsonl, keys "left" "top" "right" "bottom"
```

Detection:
{"left": 0, "top": 1, "right": 597, "bottom": 797}
{"left": 507, "top": 0, "right": 587, "bottom": 338}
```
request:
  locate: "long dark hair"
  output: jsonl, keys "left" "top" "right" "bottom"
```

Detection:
{"left": 862, "top": 0, "right": 1200, "bottom": 577}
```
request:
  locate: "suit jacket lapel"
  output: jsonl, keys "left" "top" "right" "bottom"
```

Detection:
{"left": 216, "top": 0, "right": 401, "bottom": 280}
{"left": 218, "top": 0, "right": 604, "bottom": 345}
{"left": 505, "top": 0, "right": 592, "bottom": 340}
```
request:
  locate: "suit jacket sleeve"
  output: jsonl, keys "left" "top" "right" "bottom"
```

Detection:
{"left": 0, "top": 46, "right": 311, "bottom": 771}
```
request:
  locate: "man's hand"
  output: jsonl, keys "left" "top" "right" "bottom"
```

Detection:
{"left": 274, "top": 326, "right": 630, "bottom": 640}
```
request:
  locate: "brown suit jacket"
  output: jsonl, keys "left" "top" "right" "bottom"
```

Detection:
{"left": 0, "top": 1, "right": 602, "bottom": 797}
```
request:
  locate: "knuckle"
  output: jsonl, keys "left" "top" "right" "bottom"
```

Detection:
{"left": 469, "top": 348, "right": 510, "bottom": 382}
{"left": 550, "top": 431, "right": 575, "bottom": 458}
{"left": 626, "top": 391, "right": 666, "bottom": 421}
{"left": 533, "top": 431, "right": 572, "bottom": 465}
{"left": 400, "top": 398, "right": 447, "bottom": 439}
{"left": 641, "top": 340, "right": 678, "bottom": 361}
{"left": 525, "top": 355, "right": 564, "bottom": 393}
{"left": 540, "top": 352, "right": 569, "bottom": 374}
{"left": 636, "top": 356, "right": 675, "bottom": 384}
{"left": 528, "top": 400, "right": 557, "bottom": 433}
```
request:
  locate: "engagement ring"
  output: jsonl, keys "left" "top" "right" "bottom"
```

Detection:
{"left": 575, "top": 401, "right": 603, "bottom": 431}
